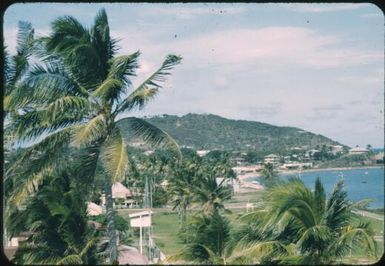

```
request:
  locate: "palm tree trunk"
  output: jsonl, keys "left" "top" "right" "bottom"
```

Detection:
{"left": 104, "top": 175, "right": 118, "bottom": 264}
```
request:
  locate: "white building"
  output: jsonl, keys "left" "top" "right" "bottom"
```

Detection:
{"left": 332, "top": 145, "right": 344, "bottom": 155}
{"left": 264, "top": 154, "right": 280, "bottom": 165}
{"left": 349, "top": 147, "right": 369, "bottom": 155}
{"left": 306, "top": 149, "right": 320, "bottom": 157}
{"left": 216, "top": 177, "right": 240, "bottom": 193}
{"left": 197, "top": 150, "right": 210, "bottom": 157}
{"left": 232, "top": 165, "right": 262, "bottom": 175}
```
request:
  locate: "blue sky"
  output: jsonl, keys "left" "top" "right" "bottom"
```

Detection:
{"left": 4, "top": 3, "right": 384, "bottom": 148}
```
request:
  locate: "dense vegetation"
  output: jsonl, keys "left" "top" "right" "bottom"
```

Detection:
{"left": 3, "top": 8, "right": 381, "bottom": 266}
{"left": 119, "top": 113, "right": 345, "bottom": 153}
{"left": 4, "top": 10, "right": 181, "bottom": 264}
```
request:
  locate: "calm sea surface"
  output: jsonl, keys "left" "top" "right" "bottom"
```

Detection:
{"left": 247, "top": 167, "right": 384, "bottom": 209}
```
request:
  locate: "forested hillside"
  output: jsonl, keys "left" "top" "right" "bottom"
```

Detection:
{"left": 118, "top": 113, "right": 344, "bottom": 153}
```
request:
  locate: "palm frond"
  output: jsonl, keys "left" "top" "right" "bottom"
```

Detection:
{"left": 6, "top": 21, "right": 35, "bottom": 86}
{"left": 45, "top": 96, "right": 90, "bottom": 122}
{"left": 71, "top": 114, "right": 107, "bottom": 147}
{"left": 93, "top": 52, "right": 140, "bottom": 103}
{"left": 115, "top": 54, "right": 182, "bottom": 114}
{"left": 46, "top": 15, "right": 106, "bottom": 88}
{"left": 326, "top": 180, "right": 350, "bottom": 230}
{"left": 334, "top": 225, "right": 377, "bottom": 258}
{"left": 295, "top": 225, "right": 332, "bottom": 254}
{"left": 313, "top": 177, "right": 326, "bottom": 222}
{"left": 239, "top": 240, "right": 292, "bottom": 260}
{"left": 10, "top": 109, "right": 83, "bottom": 142}
{"left": 16, "top": 21, "right": 34, "bottom": 56}
{"left": 117, "top": 117, "right": 181, "bottom": 158}
{"left": 8, "top": 165, "right": 53, "bottom": 209}
{"left": 100, "top": 128, "right": 129, "bottom": 182}
{"left": 266, "top": 179, "right": 317, "bottom": 228}
{"left": 92, "top": 8, "right": 118, "bottom": 65}
{"left": 56, "top": 254, "right": 83, "bottom": 265}
{"left": 5, "top": 128, "right": 72, "bottom": 178}
{"left": 47, "top": 15, "right": 90, "bottom": 53}
{"left": 79, "top": 238, "right": 98, "bottom": 259}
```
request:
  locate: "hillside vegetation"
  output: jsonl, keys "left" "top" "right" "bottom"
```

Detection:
{"left": 118, "top": 113, "right": 344, "bottom": 153}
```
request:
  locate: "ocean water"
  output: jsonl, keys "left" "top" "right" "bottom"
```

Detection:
{"left": 248, "top": 167, "right": 384, "bottom": 209}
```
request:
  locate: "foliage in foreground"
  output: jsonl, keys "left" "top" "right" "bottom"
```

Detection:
{"left": 8, "top": 172, "right": 101, "bottom": 265}
{"left": 233, "top": 178, "right": 378, "bottom": 264}
{"left": 4, "top": 8, "right": 182, "bottom": 263}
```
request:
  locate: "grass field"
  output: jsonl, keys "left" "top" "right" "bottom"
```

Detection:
{"left": 118, "top": 190, "right": 384, "bottom": 264}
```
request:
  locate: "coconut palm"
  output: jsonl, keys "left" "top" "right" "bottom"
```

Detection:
{"left": 171, "top": 210, "right": 231, "bottom": 264}
{"left": 234, "top": 178, "right": 377, "bottom": 264}
{"left": 5, "top": 9, "right": 182, "bottom": 263}
{"left": 9, "top": 171, "right": 100, "bottom": 265}
{"left": 168, "top": 154, "right": 201, "bottom": 226}
{"left": 260, "top": 162, "right": 277, "bottom": 183}
{"left": 193, "top": 173, "right": 232, "bottom": 214}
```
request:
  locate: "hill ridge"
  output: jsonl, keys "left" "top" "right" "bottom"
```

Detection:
{"left": 118, "top": 113, "right": 345, "bottom": 153}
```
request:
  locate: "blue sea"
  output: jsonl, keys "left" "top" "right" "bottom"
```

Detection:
{"left": 247, "top": 167, "right": 384, "bottom": 209}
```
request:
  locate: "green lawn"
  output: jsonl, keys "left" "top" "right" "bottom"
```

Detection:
{"left": 151, "top": 211, "right": 183, "bottom": 255}
{"left": 118, "top": 196, "right": 384, "bottom": 264}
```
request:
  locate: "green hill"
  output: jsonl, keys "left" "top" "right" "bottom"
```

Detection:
{"left": 118, "top": 113, "right": 345, "bottom": 154}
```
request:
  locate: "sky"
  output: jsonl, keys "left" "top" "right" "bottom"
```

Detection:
{"left": 3, "top": 3, "right": 384, "bottom": 148}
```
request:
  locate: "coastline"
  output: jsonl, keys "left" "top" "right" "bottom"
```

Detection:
{"left": 237, "top": 165, "right": 384, "bottom": 190}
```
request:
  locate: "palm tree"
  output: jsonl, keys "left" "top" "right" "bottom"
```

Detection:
{"left": 168, "top": 154, "right": 201, "bottom": 226}
{"left": 193, "top": 173, "right": 232, "bottom": 214}
{"left": 8, "top": 171, "right": 100, "bottom": 265}
{"left": 234, "top": 178, "right": 377, "bottom": 264}
{"left": 5, "top": 9, "right": 182, "bottom": 263}
{"left": 260, "top": 162, "right": 277, "bottom": 183}
{"left": 171, "top": 210, "right": 231, "bottom": 264}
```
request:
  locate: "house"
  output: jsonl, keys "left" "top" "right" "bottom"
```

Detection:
{"left": 349, "top": 146, "right": 369, "bottom": 155}
{"left": 100, "top": 182, "right": 137, "bottom": 208}
{"left": 280, "top": 162, "right": 313, "bottom": 170}
{"left": 231, "top": 157, "right": 246, "bottom": 165}
{"left": 87, "top": 202, "right": 103, "bottom": 216}
{"left": 197, "top": 150, "right": 210, "bottom": 157}
{"left": 264, "top": 154, "right": 280, "bottom": 165}
{"left": 232, "top": 165, "right": 262, "bottom": 175}
{"left": 4, "top": 231, "right": 30, "bottom": 260}
{"left": 332, "top": 145, "right": 344, "bottom": 154}
{"left": 306, "top": 149, "right": 320, "bottom": 157}
{"left": 215, "top": 177, "right": 240, "bottom": 193}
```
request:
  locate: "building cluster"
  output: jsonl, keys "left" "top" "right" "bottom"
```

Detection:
{"left": 231, "top": 144, "right": 372, "bottom": 174}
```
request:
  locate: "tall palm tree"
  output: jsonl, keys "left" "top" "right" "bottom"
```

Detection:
{"left": 234, "top": 178, "right": 377, "bottom": 264}
{"left": 193, "top": 173, "right": 232, "bottom": 214}
{"left": 260, "top": 162, "right": 277, "bottom": 183}
{"left": 168, "top": 154, "right": 200, "bottom": 226}
{"left": 5, "top": 9, "right": 182, "bottom": 263}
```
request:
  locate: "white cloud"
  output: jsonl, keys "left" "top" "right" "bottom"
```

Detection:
{"left": 282, "top": 3, "right": 370, "bottom": 13}
{"left": 121, "top": 26, "right": 381, "bottom": 70}
{"left": 360, "top": 12, "right": 384, "bottom": 18}
{"left": 141, "top": 6, "right": 247, "bottom": 19}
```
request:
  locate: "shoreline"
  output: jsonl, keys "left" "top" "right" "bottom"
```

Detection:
{"left": 237, "top": 165, "right": 384, "bottom": 190}
{"left": 238, "top": 165, "right": 384, "bottom": 180}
